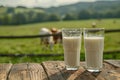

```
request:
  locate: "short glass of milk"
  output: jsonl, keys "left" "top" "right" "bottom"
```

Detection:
{"left": 83, "top": 28, "right": 104, "bottom": 72}
{"left": 62, "top": 28, "right": 82, "bottom": 70}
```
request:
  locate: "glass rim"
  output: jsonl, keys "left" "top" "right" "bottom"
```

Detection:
{"left": 83, "top": 28, "right": 104, "bottom": 30}
{"left": 62, "top": 28, "right": 82, "bottom": 30}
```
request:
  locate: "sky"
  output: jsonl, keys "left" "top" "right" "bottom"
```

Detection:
{"left": 0, "top": 0, "right": 97, "bottom": 8}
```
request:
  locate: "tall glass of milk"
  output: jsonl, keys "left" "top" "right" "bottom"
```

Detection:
{"left": 62, "top": 28, "right": 82, "bottom": 70}
{"left": 83, "top": 28, "right": 104, "bottom": 72}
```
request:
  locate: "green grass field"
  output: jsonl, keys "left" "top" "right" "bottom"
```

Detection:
{"left": 0, "top": 18, "right": 120, "bottom": 63}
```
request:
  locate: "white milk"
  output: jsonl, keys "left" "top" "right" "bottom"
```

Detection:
{"left": 63, "top": 37, "right": 81, "bottom": 67}
{"left": 84, "top": 37, "right": 104, "bottom": 70}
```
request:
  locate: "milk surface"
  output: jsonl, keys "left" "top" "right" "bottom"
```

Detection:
{"left": 84, "top": 37, "right": 104, "bottom": 69}
{"left": 63, "top": 37, "right": 81, "bottom": 67}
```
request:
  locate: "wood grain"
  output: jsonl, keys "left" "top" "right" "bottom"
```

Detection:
{"left": 105, "top": 60, "right": 120, "bottom": 68}
{"left": 8, "top": 63, "right": 48, "bottom": 80}
{"left": 42, "top": 61, "right": 65, "bottom": 80}
{"left": 0, "top": 63, "right": 12, "bottom": 80}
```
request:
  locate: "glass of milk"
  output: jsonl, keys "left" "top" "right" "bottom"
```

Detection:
{"left": 62, "top": 28, "right": 82, "bottom": 70}
{"left": 83, "top": 28, "right": 104, "bottom": 72}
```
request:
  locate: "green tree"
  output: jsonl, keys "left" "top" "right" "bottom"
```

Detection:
{"left": 2, "top": 14, "right": 10, "bottom": 25}
{"left": 27, "top": 11, "right": 35, "bottom": 23}
{"left": 0, "top": 18, "right": 2, "bottom": 25}
{"left": 11, "top": 13, "right": 27, "bottom": 25}
{"left": 63, "top": 13, "right": 77, "bottom": 20}
{"left": 114, "top": 9, "right": 120, "bottom": 18}
{"left": 6, "top": 7, "right": 14, "bottom": 13}
{"left": 78, "top": 10, "right": 91, "bottom": 19}
{"left": 104, "top": 11, "right": 114, "bottom": 18}
{"left": 0, "top": 17, "right": 4, "bottom": 25}
{"left": 48, "top": 14, "right": 61, "bottom": 21}
{"left": 91, "top": 11, "right": 103, "bottom": 19}
{"left": 33, "top": 12, "right": 48, "bottom": 22}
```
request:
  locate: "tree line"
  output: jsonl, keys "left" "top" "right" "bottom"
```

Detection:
{"left": 0, "top": 7, "right": 120, "bottom": 25}
{"left": 0, "top": 7, "right": 60, "bottom": 25}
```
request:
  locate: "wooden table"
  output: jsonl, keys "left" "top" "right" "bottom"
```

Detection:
{"left": 0, "top": 60, "right": 120, "bottom": 80}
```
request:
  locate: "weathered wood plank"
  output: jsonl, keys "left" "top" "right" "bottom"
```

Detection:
{"left": 103, "top": 60, "right": 120, "bottom": 80}
{"left": 0, "top": 60, "right": 119, "bottom": 80}
{"left": 0, "top": 63, "right": 12, "bottom": 80}
{"left": 105, "top": 60, "right": 120, "bottom": 68}
{"left": 42, "top": 61, "right": 65, "bottom": 80}
{"left": 73, "top": 62, "right": 120, "bottom": 80}
{"left": 42, "top": 61, "right": 120, "bottom": 80}
{"left": 27, "top": 63, "right": 48, "bottom": 80}
{"left": 57, "top": 62, "right": 86, "bottom": 80}
{"left": 42, "top": 61, "right": 96, "bottom": 80}
{"left": 92, "top": 62, "right": 120, "bottom": 80}
{"left": 8, "top": 63, "right": 48, "bottom": 80}
{"left": 56, "top": 62, "right": 98, "bottom": 80}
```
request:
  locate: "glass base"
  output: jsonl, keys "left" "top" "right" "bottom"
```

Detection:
{"left": 87, "top": 69, "right": 101, "bottom": 72}
{"left": 66, "top": 66, "right": 79, "bottom": 70}
{"left": 86, "top": 66, "right": 102, "bottom": 72}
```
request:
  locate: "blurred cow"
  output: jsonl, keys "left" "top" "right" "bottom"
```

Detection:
{"left": 50, "top": 28, "right": 62, "bottom": 44}
{"left": 40, "top": 28, "right": 62, "bottom": 50}
{"left": 40, "top": 28, "right": 54, "bottom": 50}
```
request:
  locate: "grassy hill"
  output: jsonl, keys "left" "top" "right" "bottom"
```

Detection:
{"left": 1, "top": 0, "right": 120, "bottom": 16}
{"left": 45, "top": 0, "right": 120, "bottom": 15}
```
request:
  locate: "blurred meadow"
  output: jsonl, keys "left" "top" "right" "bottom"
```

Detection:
{"left": 0, "top": 19, "right": 120, "bottom": 63}
{"left": 0, "top": 0, "right": 120, "bottom": 63}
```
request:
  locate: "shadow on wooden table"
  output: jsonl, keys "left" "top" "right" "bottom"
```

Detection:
{"left": 75, "top": 70, "right": 101, "bottom": 80}
{"left": 44, "top": 67, "right": 101, "bottom": 80}
{"left": 42, "top": 61, "right": 120, "bottom": 80}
